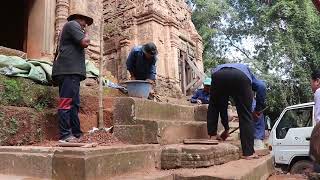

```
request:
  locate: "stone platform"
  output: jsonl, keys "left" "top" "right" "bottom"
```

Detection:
{"left": 0, "top": 143, "right": 273, "bottom": 180}
{"left": 0, "top": 145, "right": 160, "bottom": 180}
{"left": 111, "top": 155, "right": 274, "bottom": 180}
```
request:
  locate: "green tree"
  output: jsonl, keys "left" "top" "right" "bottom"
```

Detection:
{"left": 191, "top": 0, "right": 320, "bottom": 119}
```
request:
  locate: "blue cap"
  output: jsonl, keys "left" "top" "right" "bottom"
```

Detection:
{"left": 203, "top": 78, "right": 212, "bottom": 85}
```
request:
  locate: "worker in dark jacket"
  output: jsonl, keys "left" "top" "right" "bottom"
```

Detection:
{"left": 207, "top": 63, "right": 266, "bottom": 159}
{"left": 191, "top": 78, "right": 211, "bottom": 104}
{"left": 126, "top": 42, "right": 158, "bottom": 82}
{"left": 194, "top": 77, "right": 230, "bottom": 139}
{"left": 52, "top": 11, "right": 93, "bottom": 143}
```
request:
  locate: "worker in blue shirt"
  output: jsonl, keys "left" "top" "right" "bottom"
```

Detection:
{"left": 252, "top": 98, "right": 265, "bottom": 150}
{"left": 207, "top": 63, "right": 266, "bottom": 160}
{"left": 126, "top": 42, "right": 158, "bottom": 82}
{"left": 191, "top": 78, "right": 211, "bottom": 104}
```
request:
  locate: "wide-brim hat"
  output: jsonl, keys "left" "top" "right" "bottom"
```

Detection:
{"left": 67, "top": 13, "right": 93, "bottom": 26}
{"left": 142, "top": 42, "right": 158, "bottom": 56}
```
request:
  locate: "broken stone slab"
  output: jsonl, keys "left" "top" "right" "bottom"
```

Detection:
{"left": 0, "top": 46, "right": 26, "bottom": 58}
{"left": 161, "top": 143, "right": 240, "bottom": 169}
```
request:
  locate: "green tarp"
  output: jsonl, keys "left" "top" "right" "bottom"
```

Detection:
{"left": 0, "top": 55, "right": 99, "bottom": 84}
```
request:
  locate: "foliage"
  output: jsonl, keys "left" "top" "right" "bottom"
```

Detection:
{"left": 0, "top": 75, "right": 56, "bottom": 110}
{"left": 190, "top": 0, "right": 320, "bottom": 120}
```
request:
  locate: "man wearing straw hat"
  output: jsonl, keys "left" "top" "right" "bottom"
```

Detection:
{"left": 52, "top": 11, "right": 93, "bottom": 143}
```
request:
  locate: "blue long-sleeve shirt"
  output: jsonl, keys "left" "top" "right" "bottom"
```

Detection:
{"left": 212, "top": 63, "right": 266, "bottom": 112}
{"left": 126, "top": 46, "right": 157, "bottom": 80}
{"left": 191, "top": 89, "right": 210, "bottom": 104}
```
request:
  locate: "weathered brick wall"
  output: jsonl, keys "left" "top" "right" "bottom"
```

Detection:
{"left": 55, "top": 0, "right": 103, "bottom": 65}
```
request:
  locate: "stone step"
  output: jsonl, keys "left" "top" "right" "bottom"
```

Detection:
{"left": 112, "top": 155, "right": 274, "bottom": 180}
{"left": 161, "top": 143, "right": 240, "bottom": 169}
{"left": 0, "top": 145, "right": 160, "bottom": 180}
{"left": 114, "top": 120, "right": 207, "bottom": 144}
{"left": 113, "top": 98, "right": 207, "bottom": 125}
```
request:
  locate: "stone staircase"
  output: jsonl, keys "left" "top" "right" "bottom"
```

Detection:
{"left": 113, "top": 98, "right": 208, "bottom": 145}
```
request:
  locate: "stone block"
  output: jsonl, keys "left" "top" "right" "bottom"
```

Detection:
{"left": 53, "top": 145, "right": 160, "bottom": 180}
{"left": 161, "top": 143, "right": 240, "bottom": 169}
{"left": 158, "top": 121, "right": 207, "bottom": 145}
{"left": 0, "top": 147, "right": 55, "bottom": 179}
{"left": 134, "top": 100, "right": 195, "bottom": 121}
{"left": 193, "top": 105, "right": 208, "bottom": 122}
{"left": 113, "top": 125, "right": 145, "bottom": 144}
{"left": 113, "top": 98, "right": 136, "bottom": 125}
{"left": 135, "top": 119, "right": 207, "bottom": 145}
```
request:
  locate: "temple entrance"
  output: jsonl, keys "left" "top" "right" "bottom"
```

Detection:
{"left": 0, "top": 0, "right": 35, "bottom": 52}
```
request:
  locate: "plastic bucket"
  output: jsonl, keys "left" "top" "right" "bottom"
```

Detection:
{"left": 123, "top": 80, "right": 152, "bottom": 98}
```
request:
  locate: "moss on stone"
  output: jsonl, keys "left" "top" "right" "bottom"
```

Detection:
{"left": 0, "top": 75, "right": 58, "bottom": 110}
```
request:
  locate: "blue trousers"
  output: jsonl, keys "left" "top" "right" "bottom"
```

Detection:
{"left": 56, "top": 75, "right": 82, "bottom": 140}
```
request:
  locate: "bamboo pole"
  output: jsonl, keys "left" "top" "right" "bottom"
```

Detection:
{"left": 98, "top": 13, "right": 105, "bottom": 129}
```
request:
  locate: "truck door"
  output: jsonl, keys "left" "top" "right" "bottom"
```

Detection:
{"left": 272, "top": 106, "right": 314, "bottom": 165}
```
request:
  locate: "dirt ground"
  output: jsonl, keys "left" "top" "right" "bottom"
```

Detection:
{"left": 268, "top": 174, "right": 307, "bottom": 180}
{"left": 267, "top": 168, "right": 308, "bottom": 180}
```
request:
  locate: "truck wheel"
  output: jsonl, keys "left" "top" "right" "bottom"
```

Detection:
{"left": 290, "top": 160, "right": 313, "bottom": 175}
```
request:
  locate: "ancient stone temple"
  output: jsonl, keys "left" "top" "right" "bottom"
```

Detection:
{"left": 0, "top": 0, "right": 204, "bottom": 96}
{"left": 103, "top": 0, "right": 205, "bottom": 96}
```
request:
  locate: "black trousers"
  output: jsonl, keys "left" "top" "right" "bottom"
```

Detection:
{"left": 207, "top": 68, "right": 254, "bottom": 156}
{"left": 56, "top": 75, "right": 83, "bottom": 140}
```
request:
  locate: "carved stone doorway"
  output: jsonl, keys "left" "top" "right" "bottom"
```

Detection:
{"left": 0, "top": 0, "right": 34, "bottom": 52}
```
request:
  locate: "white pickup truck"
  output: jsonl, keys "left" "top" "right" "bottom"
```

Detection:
{"left": 268, "top": 102, "right": 314, "bottom": 174}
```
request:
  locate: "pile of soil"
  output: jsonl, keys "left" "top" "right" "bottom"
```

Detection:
{"left": 33, "top": 131, "right": 123, "bottom": 147}
{"left": 78, "top": 130, "right": 123, "bottom": 146}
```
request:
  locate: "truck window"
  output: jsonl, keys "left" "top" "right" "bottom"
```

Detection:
{"left": 276, "top": 107, "right": 313, "bottom": 139}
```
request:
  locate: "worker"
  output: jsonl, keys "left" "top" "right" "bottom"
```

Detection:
{"left": 52, "top": 11, "right": 93, "bottom": 143}
{"left": 190, "top": 78, "right": 211, "bottom": 104}
{"left": 252, "top": 98, "right": 265, "bottom": 150}
{"left": 207, "top": 63, "right": 266, "bottom": 160}
{"left": 309, "top": 70, "right": 320, "bottom": 172}
{"left": 126, "top": 42, "right": 158, "bottom": 83}
{"left": 191, "top": 77, "right": 230, "bottom": 139}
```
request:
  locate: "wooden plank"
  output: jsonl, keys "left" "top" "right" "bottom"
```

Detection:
{"left": 182, "top": 54, "right": 187, "bottom": 95}
{"left": 185, "top": 77, "right": 199, "bottom": 91}
{"left": 57, "top": 142, "right": 98, "bottom": 148}
{"left": 185, "top": 57, "right": 205, "bottom": 80}
{"left": 183, "top": 139, "right": 219, "bottom": 145}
